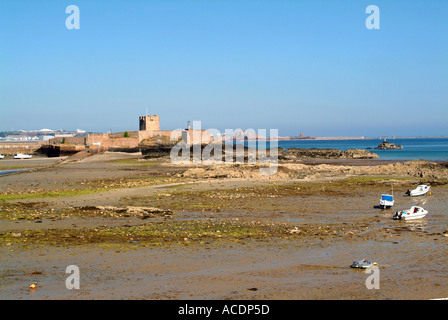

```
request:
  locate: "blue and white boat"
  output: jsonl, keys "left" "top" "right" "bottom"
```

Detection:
{"left": 13, "top": 153, "right": 32, "bottom": 159}
{"left": 379, "top": 194, "right": 394, "bottom": 209}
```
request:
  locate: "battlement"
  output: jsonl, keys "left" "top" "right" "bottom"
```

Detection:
{"left": 139, "top": 115, "right": 160, "bottom": 131}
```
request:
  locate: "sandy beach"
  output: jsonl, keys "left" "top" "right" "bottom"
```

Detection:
{"left": 1, "top": 152, "right": 447, "bottom": 300}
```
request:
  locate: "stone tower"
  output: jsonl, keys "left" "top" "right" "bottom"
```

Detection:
{"left": 139, "top": 115, "right": 160, "bottom": 131}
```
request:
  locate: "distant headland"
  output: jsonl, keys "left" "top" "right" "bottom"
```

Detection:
{"left": 277, "top": 135, "right": 367, "bottom": 141}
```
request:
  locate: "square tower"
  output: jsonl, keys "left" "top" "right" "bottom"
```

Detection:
{"left": 139, "top": 115, "right": 160, "bottom": 131}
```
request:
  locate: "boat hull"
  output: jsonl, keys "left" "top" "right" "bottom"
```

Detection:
{"left": 408, "top": 191, "right": 428, "bottom": 197}
{"left": 379, "top": 201, "right": 394, "bottom": 209}
{"left": 402, "top": 213, "right": 427, "bottom": 220}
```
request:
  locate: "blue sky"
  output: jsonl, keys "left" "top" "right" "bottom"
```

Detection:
{"left": 1, "top": 0, "right": 447, "bottom": 137}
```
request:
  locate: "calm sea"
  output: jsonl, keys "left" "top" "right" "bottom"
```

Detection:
{"left": 241, "top": 138, "right": 448, "bottom": 161}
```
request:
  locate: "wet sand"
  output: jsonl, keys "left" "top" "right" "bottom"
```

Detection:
{"left": 1, "top": 152, "right": 447, "bottom": 300}
{"left": 1, "top": 235, "right": 447, "bottom": 300}
{"left": 0, "top": 157, "right": 61, "bottom": 170}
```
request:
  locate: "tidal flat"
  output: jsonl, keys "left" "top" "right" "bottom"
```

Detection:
{"left": 1, "top": 152, "right": 447, "bottom": 299}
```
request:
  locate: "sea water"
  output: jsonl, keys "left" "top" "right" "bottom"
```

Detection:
{"left": 239, "top": 138, "right": 448, "bottom": 161}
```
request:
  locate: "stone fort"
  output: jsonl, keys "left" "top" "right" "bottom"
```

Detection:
{"left": 45, "top": 114, "right": 212, "bottom": 152}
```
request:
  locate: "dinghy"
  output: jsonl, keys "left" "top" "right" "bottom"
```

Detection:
{"left": 393, "top": 206, "right": 428, "bottom": 220}
{"left": 405, "top": 185, "right": 430, "bottom": 197}
{"left": 13, "top": 153, "right": 32, "bottom": 159}
{"left": 0, "top": 155, "right": 4, "bottom": 159}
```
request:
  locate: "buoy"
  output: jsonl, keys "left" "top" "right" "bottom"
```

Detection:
{"left": 29, "top": 284, "right": 36, "bottom": 289}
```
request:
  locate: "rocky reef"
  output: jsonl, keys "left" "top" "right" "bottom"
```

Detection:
{"left": 279, "top": 148, "right": 379, "bottom": 160}
{"left": 139, "top": 141, "right": 380, "bottom": 161}
{"left": 375, "top": 141, "right": 403, "bottom": 150}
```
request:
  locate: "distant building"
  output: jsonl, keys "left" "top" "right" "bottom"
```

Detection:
{"left": 5, "top": 135, "right": 39, "bottom": 141}
{"left": 55, "top": 134, "right": 75, "bottom": 138}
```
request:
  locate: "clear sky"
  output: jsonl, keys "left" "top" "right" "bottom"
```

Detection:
{"left": 1, "top": 0, "right": 447, "bottom": 137}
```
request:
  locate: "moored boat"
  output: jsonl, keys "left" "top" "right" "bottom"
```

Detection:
{"left": 405, "top": 185, "right": 430, "bottom": 196}
{"left": 13, "top": 153, "right": 32, "bottom": 159}
{"left": 350, "top": 259, "right": 375, "bottom": 269}
{"left": 393, "top": 206, "right": 428, "bottom": 220}
{"left": 379, "top": 194, "right": 394, "bottom": 209}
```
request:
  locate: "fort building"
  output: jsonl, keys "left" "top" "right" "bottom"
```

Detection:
{"left": 43, "top": 113, "right": 213, "bottom": 156}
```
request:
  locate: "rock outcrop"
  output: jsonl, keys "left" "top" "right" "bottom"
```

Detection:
{"left": 280, "top": 148, "right": 379, "bottom": 160}
{"left": 342, "top": 149, "right": 380, "bottom": 159}
{"left": 178, "top": 160, "right": 448, "bottom": 181}
{"left": 375, "top": 141, "right": 403, "bottom": 150}
{"left": 79, "top": 206, "right": 173, "bottom": 219}
{"left": 139, "top": 140, "right": 178, "bottom": 158}
{"left": 139, "top": 141, "right": 380, "bottom": 161}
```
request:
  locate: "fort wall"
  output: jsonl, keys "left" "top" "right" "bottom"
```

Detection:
{"left": 98, "top": 137, "right": 140, "bottom": 149}
{"left": 47, "top": 136, "right": 87, "bottom": 145}
{"left": 107, "top": 131, "right": 140, "bottom": 139}
{"left": 138, "top": 130, "right": 182, "bottom": 142}
{"left": 0, "top": 142, "right": 43, "bottom": 155}
{"left": 40, "top": 114, "right": 213, "bottom": 157}
{"left": 40, "top": 144, "right": 86, "bottom": 157}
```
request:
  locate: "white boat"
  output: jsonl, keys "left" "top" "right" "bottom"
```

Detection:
{"left": 350, "top": 259, "right": 375, "bottom": 269}
{"left": 379, "top": 194, "right": 394, "bottom": 209}
{"left": 405, "top": 185, "right": 430, "bottom": 197}
{"left": 0, "top": 155, "right": 4, "bottom": 159}
{"left": 13, "top": 153, "right": 32, "bottom": 159}
{"left": 393, "top": 206, "right": 428, "bottom": 220}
